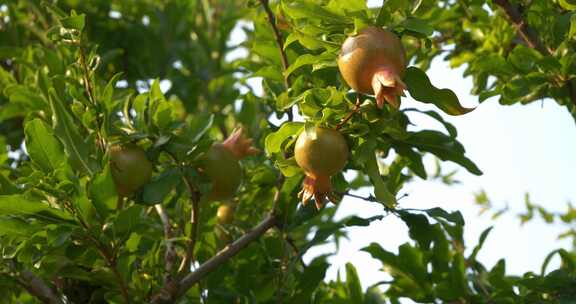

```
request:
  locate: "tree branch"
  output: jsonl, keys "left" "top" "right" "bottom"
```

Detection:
{"left": 18, "top": 271, "right": 63, "bottom": 304}
{"left": 155, "top": 204, "right": 177, "bottom": 282}
{"left": 492, "top": 0, "right": 576, "bottom": 106}
{"left": 178, "top": 175, "right": 201, "bottom": 274}
{"left": 492, "top": 0, "right": 551, "bottom": 55}
{"left": 150, "top": 215, "right": 278, "bottom": 304}
{"left": 259, "top": 0, "right": 291, "bottom": 88}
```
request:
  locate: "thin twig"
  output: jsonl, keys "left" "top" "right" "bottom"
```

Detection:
{"left": 178, "top": 175, "right": 201, "bottom": 274}
{"left": 150, "top": 215, "right": 278, "bottom": 304}
{"left": 259, "top": 0, "right": 291, "bottom": 88}
{"left": 492, "top": 0, "right": 551, "bottom": 55}
{"left": 285, "top": 235, "right": 306, "bottom": 268}
{"left": 72, "top": 203, "right": 131, "bottom": 304}
{"left": 336, "top": 95, "right": 362, "bottom": 130}
{"left": 18, "top": 271, "right": 63, "bottom": 304}
{"left": 493, "top": 0, "right": 576, "bottom": 106}
{"left": 155, "top": 204, "right": 177, "bottom": 282}
{"left": 78, "top": 42, "right": 106, "bottom": 150}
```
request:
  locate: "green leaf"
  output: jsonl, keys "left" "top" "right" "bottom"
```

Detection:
{"left": 469, "top": 226, "right": 493, "bottom": 262}
{"left": 404, "top": 109, "right": 457, "bottom": 138}
{"left": 24, "top": 119, "right": 67, "bottom": 173}
{"left": 404, "top": 67, "right": 474, "bottom": 116}
{"left": 282, "top": 1, "right": 345, "bottom": 23}
{"left": 365, "top": 151, "right": 396, "bottom": 207}
{"left": 404, "top": 130, "right": 482, "bottom": 175}
{"left": 265, "top": 122, "right": 303, "bottom": 155}
{"left": 398, "top": 18, "right": 434, "bottom": 37}
{"left": 114, "top": 205, "right": 144, "bottom": 236}
{"left": 559, "top": 0, "right": 576, "bottom": 11}
{"left": 284, "top": 52, "right": 334, "bottom": 77}
{"left": 60, "top": 14, "right": 86, "bottom": 31}
{"left": 0, "top": 217, "right": 37, "bottom": 237}
{"left": 142, "top": 169, "right": 181, "bottom": 205}
{"left": 275, "top": 157, "right": 303, "bottom": 177}
{"left": 0, "top": 195, "right": 72, "bottom": 222}
{"left": 188, "top": 114, "right": 214, "bottom": 143}
{"left": 89, "top": 164, "right": 118, "bottom": 218}
{"left": 424, "top": 208, "right": 465, "bottom": 226}
{"left": 345, "top": 263, "right": 364, "bottom": 304}
{"left": 48, "top": 89, "right": 94, "bottom": 175}
{"left": 569, "top": 14, "right": 576, "bottom": 39}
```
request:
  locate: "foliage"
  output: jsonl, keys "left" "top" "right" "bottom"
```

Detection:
{"left": 0, "top": 0, "right": 574, "bottom": 303}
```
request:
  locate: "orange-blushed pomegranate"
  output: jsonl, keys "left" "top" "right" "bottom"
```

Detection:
{"left": 109, "top": 143, "right": 153, "bottom": 197}
{"left": 201, "top": 128, "right": 259, "bottom": 201}
{"left": 294, "top": 127, "right": 348, "bottom": 209}
{"left": 338, "top": 26, "right": 407, "bottom": 109}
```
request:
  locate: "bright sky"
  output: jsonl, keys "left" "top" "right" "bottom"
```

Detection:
{"left": 226, "top": 2, "right": 576, "bottom": 293}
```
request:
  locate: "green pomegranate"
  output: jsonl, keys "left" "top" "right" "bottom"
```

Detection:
{"left": 109, "top": 143, "right": 153, "bottom": 197}
{"left": 200, "top": 127, "right": 259, "bottom": 201}
{"left": 294, "top": 127, "right": 348, "bottom": 209}
{"left": 201, "top": 144, "right": 243, "bottom": 201}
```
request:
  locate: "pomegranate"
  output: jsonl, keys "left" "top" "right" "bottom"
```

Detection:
{"left": 109, "top": 143, "right": 153, "bottom": 197}
{"left": 216, "top": 203, "right": 235, "bottom": 224}
{"left": 294, "top": 127, "right": 348, "bottom": 209}
{"left": 201, "top": 128, "right": 259, "bottom": 201}
{"left": 337, "top": 26, "right": 407, "bottom": 109}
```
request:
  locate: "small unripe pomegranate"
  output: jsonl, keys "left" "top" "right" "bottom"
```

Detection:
{"left": 294, "top": 127, "right": 348, "bottom": 209}
{"left": 216, "top": 203, "right": 235, "bottom": 224}
{"left": 201, "top": 128, "right": 259, "bottom": 201}
{"left": 109, "top": 143, "right": 153, "bottom": 197}
{"left": 338, "top": 26, "right": 407, "bottom": 109}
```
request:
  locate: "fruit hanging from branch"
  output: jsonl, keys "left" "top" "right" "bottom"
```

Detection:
{"left": 109, "top": 143, "right": 153, "bottom": 197}
{"left": 200, "top": 128, "right": 259, "bottom": 201}
{"left": 338, "top": 26, "right": 407, "bottom": 109}
{"left": 216, "top": 203, "right": 235, "bottom": 225}
{"left": 295, "top": 127, "right": 348, "bottom": 209}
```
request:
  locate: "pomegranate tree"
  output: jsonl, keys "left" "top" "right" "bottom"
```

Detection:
{"left": 294, "top": 127, "right": 348, "bottom": 209}
{"left": 338, "top": 26, "right": 407, "bottom": 109}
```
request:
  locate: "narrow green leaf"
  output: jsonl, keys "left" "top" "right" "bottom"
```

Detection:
{"left": 188, "top": 114, "right": 214, "bottom": 143}
{"left": 24, "top": 119, "right": 66, "bottom": 173}
{"left": 404, "top": 130, "right": 482, "bottom": 175}
{"left": 469, "top": 226, "right": 493, "bottom": 262}
{"left": 89, "top": 164, "right": 118, "bottom": 218}
{"left": 365, "top": 151, "right": 396, "bottom": 207}
{"left": 0, "top": 195, "right": 72, "bottom": 222}
{"left": 345, "top": 263, "right": 364, "bottom": 304}
{"left": 49, "top": 89, "right": 94, "bottom": 175}
{"left": 404, "top": 67, "right": 474, "bottom": 115}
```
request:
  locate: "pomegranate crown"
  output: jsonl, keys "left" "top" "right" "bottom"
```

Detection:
{"left": 222, "top": 127, "right": 260, "bottom": 159}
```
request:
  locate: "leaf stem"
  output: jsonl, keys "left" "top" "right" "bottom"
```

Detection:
{"left": 336, "top": 95, "right": 362, "bottom": 130}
